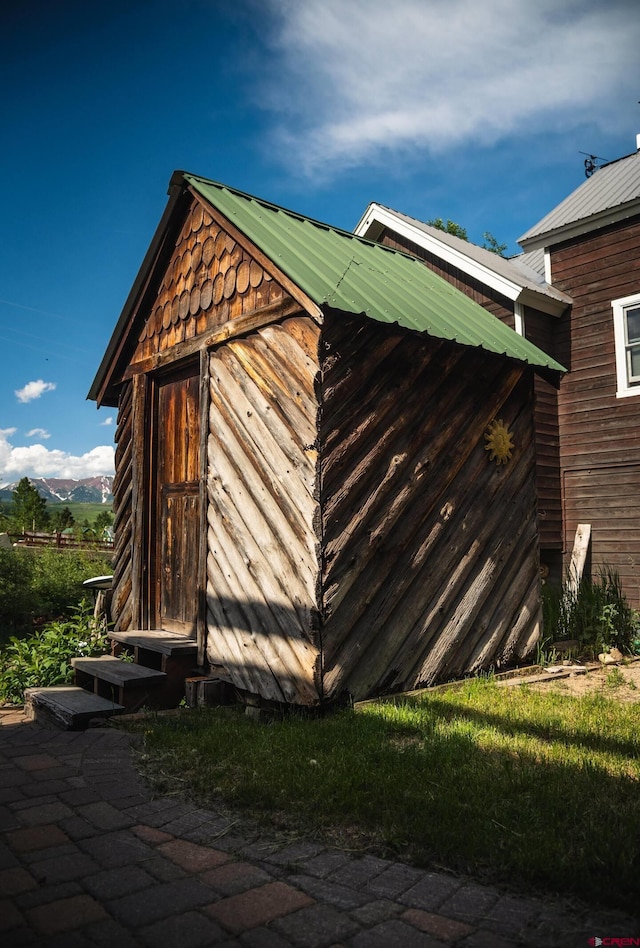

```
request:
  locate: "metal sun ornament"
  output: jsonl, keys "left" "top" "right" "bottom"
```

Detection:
{"left": 484, "top": 419, "right": 515, "bottom": 465}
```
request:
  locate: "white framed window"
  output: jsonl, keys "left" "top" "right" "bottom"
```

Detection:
{"left": 612, "top": 293, "right": 640, "bottom": 397}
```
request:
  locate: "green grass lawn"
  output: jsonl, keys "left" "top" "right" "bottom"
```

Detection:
{"left": 134, "top": 678, "right": 640, "bottom": 909}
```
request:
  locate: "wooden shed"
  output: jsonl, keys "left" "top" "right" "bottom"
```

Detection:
{"left": 89, "top": 171, "right": 564, "bottom": 706}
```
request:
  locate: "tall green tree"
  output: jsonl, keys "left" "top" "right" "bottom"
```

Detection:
{"left": 10, "top": 478, "right": 50, "bottom": 533}
{"left": 50, "top": 506, "right": 75, "bottom": 532}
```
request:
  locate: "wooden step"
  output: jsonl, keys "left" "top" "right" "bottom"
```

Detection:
{"left": 24, "top": 686, "right": 124, "bottom": 730}
{"left": 72, "top": 655, "right": 167, "bottom": 711}
{"left": 109, "top": 630, "right": 198, "bottom": 656}
{"left": 72, "top": 655, "right": 167, "bottom": 688}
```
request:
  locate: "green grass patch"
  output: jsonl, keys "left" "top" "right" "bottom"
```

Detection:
{"left": 136, "top": 679, "right": 640, "bottom": 908}
{"left": 48, "top": 501, "right": 113, "bottom": 522}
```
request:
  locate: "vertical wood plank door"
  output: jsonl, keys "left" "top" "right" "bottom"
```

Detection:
{"left": 154, "top": 365, "right": 201, "bottom": 635}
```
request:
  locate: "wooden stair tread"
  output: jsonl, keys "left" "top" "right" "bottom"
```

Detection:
{"left": 25, "top": 686, "right": 124, "bottom": 730}
{"left": 109, "top": 630, "right": 198, "bottom": 656}
{"left": 71, "top": 655, "right": 166, "bottom": 687}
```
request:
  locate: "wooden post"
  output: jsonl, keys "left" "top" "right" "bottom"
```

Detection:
{"left": 567, "top": 523, "right": 591, "bottom": 598}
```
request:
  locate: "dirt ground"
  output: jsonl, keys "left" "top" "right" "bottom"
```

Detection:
{"left": 522, "top": 658, "right": 640, "bottom": 703}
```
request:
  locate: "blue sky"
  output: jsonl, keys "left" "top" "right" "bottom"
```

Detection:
{"left": 1, "top": 0, "right": 639, "bottom": 484}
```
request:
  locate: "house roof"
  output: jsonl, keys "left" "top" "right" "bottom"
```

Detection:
{"left": 89, "top": 173, "right": 565, "bottom": 404}
{"left": 187, "top": 175, "right": 564, "bottom": 374}
{"left": 353, "top": 203, "right": 571, "bottom": 317}
{"left": 519, "top": 149, "right": 640, "bottom": 250}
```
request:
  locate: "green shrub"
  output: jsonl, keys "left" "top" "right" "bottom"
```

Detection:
{"left": 543, "top": 566, "right": 640, "bottom": 657}
{"left": 0, "top": 547, "right": 112, "bottom": 639}
{"left": 0, "top": 603, "right": 109, "bottom": 705}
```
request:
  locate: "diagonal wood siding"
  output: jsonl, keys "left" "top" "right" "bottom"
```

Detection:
{"left": 319, "top": 312, "right": 541, "bottom": 701}
{"left": 111, "top": 380, "right": 133, "bottom": 632}
{"left": 205, "top": 315, "right": 323, "bottom": 704}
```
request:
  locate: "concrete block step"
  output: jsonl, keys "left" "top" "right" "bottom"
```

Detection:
{"left": 109, "top": 629, "right": 198, "bottom": 656}
{"left": 24, "top": 686, "right": 124, "bottom": 730}
{"left": 71, "top": 655, "right": 166, "bottom": 688}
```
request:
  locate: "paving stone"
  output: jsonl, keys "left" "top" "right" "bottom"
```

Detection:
{"left": 349, "top": 899, "right": 404, "bottom": 926}
{"left": 158, "top": 837, "right": 231, "bottom": 872}
{"left": 287, "top": 873, "right": 370, "bottom": 911}
{"left": 28, "top": 850, "right": 100, "bottom": 886}
{"left": 296, "top": 852, "right": 352, "bottom": 879}
{"left": 0, "top": 896, "right": 25, "bottom": 931}
{"left": 204, "top": 881, "right": 315, "bottom": 934}
{"left": 80, "top": 918, "right": 140, "bottom": 948}
{"left": 108, "top": 877, "right": 216, "bottom": 927}
{"left": 481, "top": 893, "right": 540, "bottom": 937}
{"left": 0, "top": 786, "right": 26, "bottom": 805}
{"left": 438, "top": 882, "right": 500, "bottom": 925}
{"left": 457, "top": 929, "right": 518, "bottom": 948}
{"left": 274, "top": 902, "right": 361, "bottom": 947}
{"left": 400, "top": 872, "right": 461, "bottom": 912}
{"left": 14, "top": 754, "right": 61, "bottom": 771}
{"left": 15, "top": 880, "right": 84, "bottom": 910}
{"left": 132, "top": 823, "right": 175, "bottom": 845}
{"left": 6, "top": 823, "right": 70, "bottom": 853}
{"left": 59, "top": 787, "right": 103, "bottom": 806}
{"left": 0, "top": 841, "right": 19, "bottom": 869}
{"left": 83, "top": 864, "right": 156, "bottom": 900}
{"left": 58, "top": 815, "right": 103, "bottom": 841}
{"left": 0, "top": 865, "right": 38, "bottom": 896}
{"left": 12, "top": 801, "right": 73, "bottom": 826}
{"left": 142, "top": 854, "right": 189, "bottom": 882}
{"left": 240, "top": 927, "right": 295, "bottom": 948}
{"left": 21, "top": 842, "right": 78, "bottom": 864}
{"left": 0, "top": 804, "right": 21, "bottom": 831}
{"left": 402, "top": 907, "right": 474, "bottom": 942}
{"left": 264, "top": 841, "right": 327, "bottom": 867}
{"left": 78, "top": 829, "right": 155, "bottom": 868}
{"left": 350, "top": 918, "right": 446, "bottom": 947}
{"left": 328, "top": 855, "right": 392, "bottom": 890}
{"left": 200, "top": 860, "right": 273, "bottom": 895}
{"left": 75, "top": 801, "right": 135, "bottom": 830}
{"left": 363, "top": 863, "right": 426, "bottom": 899}
{"left": 139, "top": 909, "right": 227, "bottom": 947}
{"left": 26, "top": 893, "right": 108, "bottom": 936}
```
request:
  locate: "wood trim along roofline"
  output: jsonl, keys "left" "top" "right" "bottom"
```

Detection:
{"left": 122, "top": 296, "right": 306, "bottom": 380}
{"left": 188, "top": 187, "right": 324, "bottom": 324}
{"left": 355, "top": 203, "right": 523, "bottom": 302}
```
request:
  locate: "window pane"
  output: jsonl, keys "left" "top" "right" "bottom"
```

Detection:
{"left": 628, "top": 344, "right": 640, "bottom": 381}
{"left": 626, "top": 307, "right": 640, "bottom": 344}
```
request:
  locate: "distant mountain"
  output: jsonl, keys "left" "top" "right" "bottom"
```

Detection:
{"left": 0, "top": 476, "right": 114, "bottom": 505}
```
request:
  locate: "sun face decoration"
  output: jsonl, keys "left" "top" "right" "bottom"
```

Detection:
{"left": 484, "top": 419, "right": 515, "bottom": 465}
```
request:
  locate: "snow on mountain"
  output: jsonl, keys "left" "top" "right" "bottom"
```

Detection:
{"left": 0, "top": 476, "right": 114, "bottom": 504}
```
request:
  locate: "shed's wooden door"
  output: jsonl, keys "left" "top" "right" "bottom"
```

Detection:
{"left": 152, "top": 366, "right": 201, "bottom": 635}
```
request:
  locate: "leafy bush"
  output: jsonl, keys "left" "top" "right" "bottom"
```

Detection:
{"left": 0, "top": 547, "right": 112, "bottom": 639}
{"left": 543, "top": 566, "right": 640, "bottom": 657}
{"left": 0, "top": 603, "right": 109, "bottom": 705}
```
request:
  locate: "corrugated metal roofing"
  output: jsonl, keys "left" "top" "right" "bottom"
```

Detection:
{"left": 186, "top": 175, "right": 565, "bottom": 374}
{"left": 519, "top": 150, "right": 640, "bottom": 245}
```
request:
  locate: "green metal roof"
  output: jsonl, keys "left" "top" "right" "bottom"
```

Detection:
{"left": 186, "top": 174, "right": 565, "bottom": 375}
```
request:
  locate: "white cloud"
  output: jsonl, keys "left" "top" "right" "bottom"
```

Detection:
{"left": 99, "top": 417, "right": 114, "bottom": 427}
{"left": 15, "top": 379, "right": 57, "bottom": 403}
{"left": 26, "top": 428, "right": 51, "bottom": 439}
{"left": 263, "top": 0, "right": 640, "bottom": 175}
{"left": 0, "top": 428, "right": 114, "bottom": 481}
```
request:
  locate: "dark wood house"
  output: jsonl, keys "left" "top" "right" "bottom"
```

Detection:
{"left": 89, "top": 171, "right": 563, "bottom": 706}
{"left": 356, "top": 145, "right": 640, "bottom": 606}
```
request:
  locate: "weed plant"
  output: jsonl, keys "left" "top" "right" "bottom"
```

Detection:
{"left": 542, "top": 566, "right": 640, "bottom": 657}
{"left": 0, "top": 603, "right": 109, "bottom": 704}
{"left": 136, "top": 678, "right": 640, "bottom": 909}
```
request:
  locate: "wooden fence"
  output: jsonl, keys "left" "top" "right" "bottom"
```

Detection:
{"left": 9, "top": 531, "right": 114, "bottom": 553}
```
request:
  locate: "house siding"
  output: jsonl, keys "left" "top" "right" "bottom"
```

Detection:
{"left": 550, "top": 215, "right": 640, "bottom": 604}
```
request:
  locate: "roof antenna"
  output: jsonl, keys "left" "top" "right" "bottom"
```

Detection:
{"left": 580, "top": 152, "right": 607, "bottom": 178}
